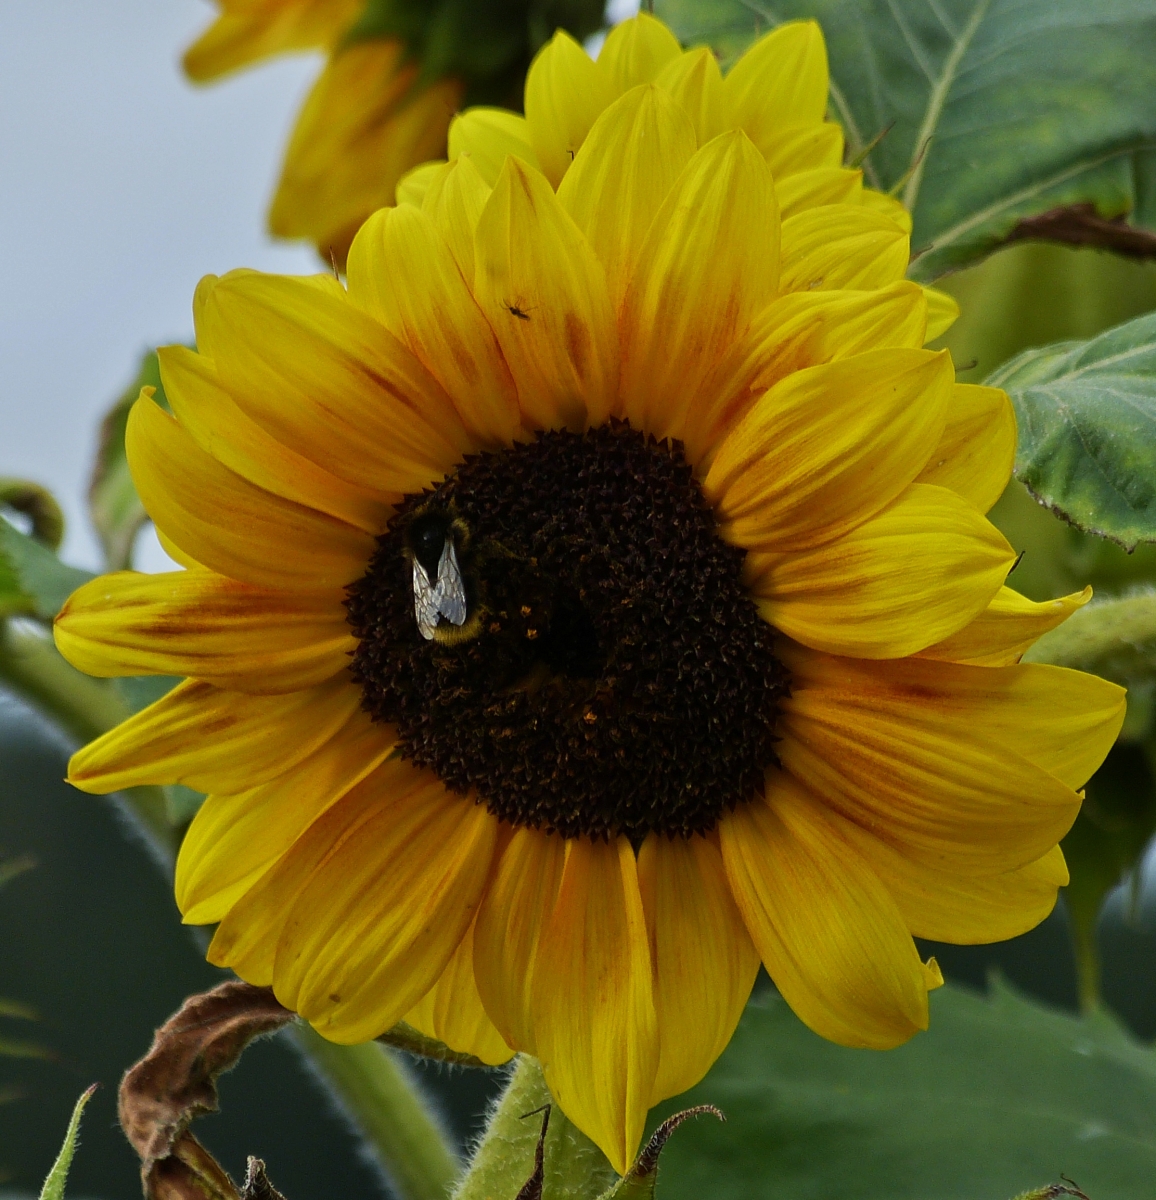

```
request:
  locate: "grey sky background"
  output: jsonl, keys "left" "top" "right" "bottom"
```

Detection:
{"left": 1, "top": 2, "right": 326, "bottom": 572}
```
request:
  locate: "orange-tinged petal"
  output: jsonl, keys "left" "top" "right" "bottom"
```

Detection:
{"left": 619, "top": 130, "right": 780, "bottom": 439}
{"left": 473, "top": 825, "right": 566, "bottom": 1052}
{"left": 525, "top": 30, "right": 609, "bottom": 188}
{"left": 54, "top": 569, "right": 351, "bottom": 693}
{"left": 775, "top": 166, "right": 863, "bottom": 217}
{"left": 208, "top": 756, "right": 437, "bottom": 984}
{"left": 917, "top": 383, "right": 1016, "bottom": 512}
{"left": 720, "top": 774, "right": 931, "bottom": 1049}
{"left": 67, "top": 677, "right": 362, "bottom": 795}
{"left": 421, "top": 154, "right": 493, "bottom": 280}
{"left": 448, "top": 108, "right": 541, "bottom": 186}
{"left": 637, "top": 834, "right": 759, "bottom": 1104}
{"left": 918, "top": 585, "right": 1092, "bottom": 667}
{"left": 596, "top": 12, "right": 682, "bottom": 97}
{"left": 724, "top": 22, "right": 828, "bottom": 151}
{"left": 473, "top": 157, "right": 619, "bottom": 430}
{"left": 706, "top": 350, "right": 953, "bottom": 554}
{"left": 778, "top": 647, "right": 1112, "bottom": 873}
{"left": 685, "top": 282, "right": 930, "bottom": 467}
{"left": 557, "top": 85, "right": 697, "bottom": 309}
{"left": 404, "top": 922, "right": 515, "bottom": 1066}
{"left": 779, "top": 204, "right": 909, "bottom": 292}
{"left": 654, "top": 47, "right": 725, "bottom": 145}
{"left": 838, "top": 813, "right": 1069, "bottom": 944}
{"left": 175, "top": 707, "right": 396, "bottom": 925}
{"left": 347, "top": 205, "right": 521, "bottom": 447}
{"left": 532, "top": 837, "right": 658, "bottom": 1175}
{"left": 126, "top": 395, "right": 374, "bottom": 591}
{"left": 202, "top": 270, "right": 471, "bottom": 495}
{"left": 249, "top": 769, "right": 498, "bottom": 1042}
{"left": 159, "top": 346, "right": 392, "bottom": 534}
{"left": 750, "top": 484, "right": 1015, "bottom": 658}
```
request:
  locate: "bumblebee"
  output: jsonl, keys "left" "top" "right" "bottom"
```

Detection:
{"left": 402, "top": 505, "right": 473, "bottom": 642}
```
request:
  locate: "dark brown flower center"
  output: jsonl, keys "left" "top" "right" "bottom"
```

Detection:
{"left": 345, "top": 423, "right": 788, "bottom": 840}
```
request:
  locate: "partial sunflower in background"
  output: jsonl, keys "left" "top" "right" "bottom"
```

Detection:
{"left": 183, "top": 0, "right": 606, "bottom": 265}
{"left": 62, "top": 14, "right": 1125, "bottom": 1175}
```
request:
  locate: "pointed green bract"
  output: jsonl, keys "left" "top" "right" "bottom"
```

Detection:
{"left": 38, "top": 1085, "right": 97, "bottom": 1200}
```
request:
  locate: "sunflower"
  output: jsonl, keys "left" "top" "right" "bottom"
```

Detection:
{"left": 59, "top": 14, "right": 1124, "bottom": 1175}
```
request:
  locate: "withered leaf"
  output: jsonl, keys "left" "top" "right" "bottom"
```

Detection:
{"left": 119, "top": 981, "right": 294, "bottom": 1200}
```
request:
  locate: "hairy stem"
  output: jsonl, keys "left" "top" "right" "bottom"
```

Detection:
{"left": 292, "top": 1026, "right": 461, "bottom": 1200}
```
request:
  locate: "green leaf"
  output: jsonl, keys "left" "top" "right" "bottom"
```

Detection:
{"left": 0, "top": 479, "right": 64, "bottom": 550}
{"left": 650, "top": 982, "right": 1156, "bottom": 1199}
{"left": 1024, "top": 591, "right": 1156, "bottom": 682}
{"left": 654, "top": 0, "right": 1156, "bottom": 280}
{"left": 38, "top": 1085, "right": 96, "bottom": 1200}
{"left": 0, "top": 521, "right": 94, "bottom": 622}
{"left": 89, "top": 352, "right": 156, "bottom": 572}
{"left": 986, "top": 310, "right": 1156, "bottom": 550}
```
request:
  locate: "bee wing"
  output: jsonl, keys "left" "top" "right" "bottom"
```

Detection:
{"left": 433, "top": 540, "right": 468, "bottom": 627}
{"left": 412, "top": 559, "right": 441, "bottom": 640}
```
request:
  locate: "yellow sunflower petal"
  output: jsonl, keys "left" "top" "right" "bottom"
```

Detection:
{"left": 779, "top": 204, "right": 910, "bottom": 292}
{"left": 684, "top": 282, "right": 930, "bottom": 467}
{"left": 596, "top": 12, "right": 682, "bottom": 96}
{"left": 654, "top": 46, "right": 725, "bottom": 145}
{"left": 473, "top": 156, "right": 619, "bottom": 430}
{"left": 719, "top": 774, "right": 931, "bottom": 1050}
{"left": 208, "top": 756, "right": 437, "bottom": 984}
{"left": 270, "top": 43, "right": 461, "bottom": 264}
{"left": 67, "top": 677, "right": 362, "bottom": 795}
{"left": 778, "top": 647, "right": 1109, "bottom": 873}
{"left": 54, "top": 569, "right": 352, "bottom": 693}
{"left": 705, "top": 350, "right": 953, "bottom": 554}
{"left": 532, "top": 837, "right": 658, "bottom": 1176}
{"left": 557, "top": 84, "right": 697, "bottom": 309}
{"left": 762, "top": 120, "right": 844, "bottom": 176}
{"left": 159, "top": 345, "right": 392, "bottom": 534}
{"left": 347, "top": 205, "right": 521, "bottom": 447}
{"left": 775, "top": 166, "right": 863, "bottom": 217}
{"left": 278, "top": 780, "right": 497, "bottom": 1044}
{"left": 404, "top": 922, "right": 515, "bottom": 1066}
{"left": 917, "top": 585, "right": 1092, "bottom": 667}
{"left": 448, "top": 108, "right": 542, "bottom": 186}
{"left": 619, "top": 129, "right": 780, "bottom": 438}
{"left": 201, "top": 270, "right": 471, "bottom": 494}
{"left": 916, "top": 383, "right": 1016, "bottom": 512}
{"left": 473, "top": 825, "right": 566, "bottom": 1052}
{"left": 861, "top": 188, "right": 914, "bottom": 233}
{"left": 126, "top": 395, "right": 374, "bottom": 591}
{"left": 175, "top": 707, "right": 396, "bottom": 925}
{"left": 183, "top": 0, "right": 362, "bottom": 82}
{"left": 637, "top": 833, "right": 759, "bottom": 1105}
{"left": 750, "top": 483, "right": 1015, "bottom": 658}
{"left": 525, "top": 30, "right": 609, "bottom": 188}
{"left": 420, "top": 154, "right": 493, "bottom": 280}
{"left": 724, "top": 21, "right": 828, "bottom": 153}
{"left": 838, "top": 815, "right": 1069, "bottom": 944}
{"left": 923, "top": 287, "right": 961, "bottom": 340}
{"left": 395, "top": 160, "right": 444, "bottom": 208}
